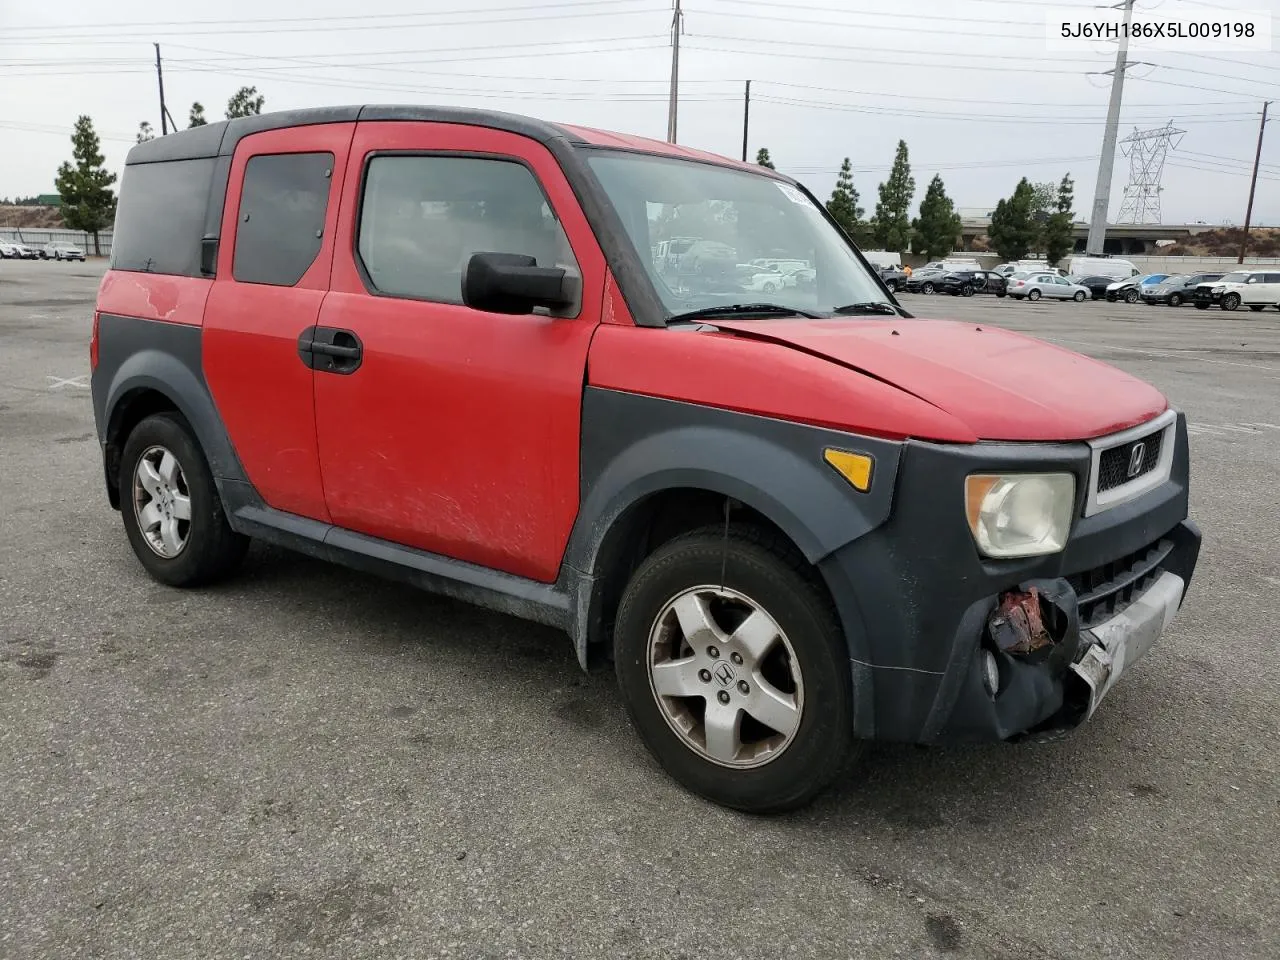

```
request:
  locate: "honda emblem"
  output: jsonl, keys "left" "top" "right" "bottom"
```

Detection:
{"left": 1127, "top": 442, "right": 1146, "bottom": 479}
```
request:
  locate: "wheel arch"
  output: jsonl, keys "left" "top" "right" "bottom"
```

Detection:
{"left": 563, "top": 390, "right": 902, "bottom": 672}
{"left": 99, "top": 348, "right": 247, "bottom": 509}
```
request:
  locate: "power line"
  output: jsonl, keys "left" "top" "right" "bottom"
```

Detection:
{"left": 683, "top": 41, "right": 1090, "bottom": 74}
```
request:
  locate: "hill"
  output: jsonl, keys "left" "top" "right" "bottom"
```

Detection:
{"left": 0, "top": 204, "right": 65, "bottom": 229}
{"left": 1165, "top": 227, "right": 1280, "bottom": 258}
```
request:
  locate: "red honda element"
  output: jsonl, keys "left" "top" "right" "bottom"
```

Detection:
{"left": 91, "top": 106, "right": 1201, "bottom": 813}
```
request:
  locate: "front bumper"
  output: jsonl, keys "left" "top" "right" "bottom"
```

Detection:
{"left": 816, "top": 413, "right": 1201, "bottom": 745}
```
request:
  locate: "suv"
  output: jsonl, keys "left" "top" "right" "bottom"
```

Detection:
{"left": 91, "top": 105, "right": 1202, "bottom": 814}
{"left": 42, "top": 240, "right": 86, "bottom": 261}
{"left": 1193, "top": 269, "right": 1280, "bottom": 312}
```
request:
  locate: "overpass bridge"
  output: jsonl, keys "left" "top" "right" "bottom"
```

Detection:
{"left": 958, "top": 219, "right": 1217, "bottom": 255}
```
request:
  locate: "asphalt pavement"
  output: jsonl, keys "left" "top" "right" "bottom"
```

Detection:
{"left": 1, "top": 259, "right": 1277, "bottom": 959}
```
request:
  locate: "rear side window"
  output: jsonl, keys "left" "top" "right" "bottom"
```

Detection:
{"left": 355, "top": 154, "right": 578, "bottom": 305}
{"left": 110, "top": 158, "right": 215, "bottom": 276}
{"left": 233, "top": 152, "right": 333, "bottom": 286}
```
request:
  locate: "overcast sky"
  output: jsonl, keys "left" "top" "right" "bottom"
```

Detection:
{"left": 2, "top": 0, "right": 1278, "bottom": 225}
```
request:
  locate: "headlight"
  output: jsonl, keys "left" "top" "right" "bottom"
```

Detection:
{"left": 964, "top": 473, "right": 1075, "bottom": 558}
{"left": 1212, "top": 285, "right": 1225, "bottom": 293}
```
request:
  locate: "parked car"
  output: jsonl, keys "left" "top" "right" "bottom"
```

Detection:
{"left": 1199, "top": 269, "right": 1280, "bottom": 312}
{"left": 0, "top": 239, "right": 20, "bottom": 259}
{"left": 4, "top": 240, "right": 40, "bottom": 259}
{"left": 1072, "top": 274, "right": 1117, "bottom": 300}
{"left": 1141, "top": 273, "right": 1224, "bottom": 307}
{"left": 1007, "top": 272, "right": 1091, "bottom": 301}
{"left": 1106, "top": 274, "right": 1167, "bottom": 303}
{"left": 935, "top": 270, "right": 1007, "bottom": 297}
{"left": 92, "top": 104, "right": 1202, "bottom": 815}
{"left": 902, "top": 267, "right": 949, "bottom": 293}
{"left": 42, "top": 240, "right": 86, "bottom": 261}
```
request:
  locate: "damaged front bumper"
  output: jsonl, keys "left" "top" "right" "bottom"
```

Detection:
{"left": 814, "top": 413, "right": 1202, "bottom": 746}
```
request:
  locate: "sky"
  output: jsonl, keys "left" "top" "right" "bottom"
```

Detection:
{"left": 2, "top": 0, "right": 1278, "bottom": 226}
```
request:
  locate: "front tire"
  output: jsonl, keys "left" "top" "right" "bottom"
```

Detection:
{"left": 1222, "top": 293, "right": 1241, "bottom": 311}
{"left": 1168, "top": 293, "right": 1183, "bottom": 307}
{"left": 921, "top": 281, "right": 934, "bottom": 294}
{"left": 1124, "top": 289, "right": 1140, "bottom": 303}
{"left": 613, "top": 525, "right": 859, "bottom": 814}
{"left": 119, "top": 412, "right": 249, "bottom": 587}
{"left": 1073, "top": 290, "right": 1086, "bottom": 302}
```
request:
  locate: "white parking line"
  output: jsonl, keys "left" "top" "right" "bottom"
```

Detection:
{"left": 46, "top": 375, "right": 88, "bottom": 390}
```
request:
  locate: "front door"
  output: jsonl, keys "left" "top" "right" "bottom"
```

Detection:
{"left": 312, "top": 121, "right": 607, "bottom": 583}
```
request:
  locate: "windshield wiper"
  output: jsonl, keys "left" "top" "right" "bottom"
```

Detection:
{"left": 830, "top": 301, "right": 902, "bottom": 316}
{"left": 667, "top": 302, "right": 823, "bottom": 323}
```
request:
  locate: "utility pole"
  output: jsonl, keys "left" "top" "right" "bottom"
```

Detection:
{"left": 1085, "top": 0, "right": 1136, "bottom": 256}
{"left": 154, "top": 43, "right": 169, "bottom": 136}
{"left": 1239, "top": 101, "right": 1272, "bottom": 264}
{"left": 741, "top": 79, "right": 751, "bottom": 161}
{"left": 666, "top": 0, "right": 683, "bottom": 143}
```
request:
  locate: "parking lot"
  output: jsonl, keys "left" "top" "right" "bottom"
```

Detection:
{"left": 1, "top": 259, "right": 1277, "bottom": 959}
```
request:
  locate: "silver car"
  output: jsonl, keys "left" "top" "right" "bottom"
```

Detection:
{"left": 1007, "top": 271, "right": 1091, "bottom": 302}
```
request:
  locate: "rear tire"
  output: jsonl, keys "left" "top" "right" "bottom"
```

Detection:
{"left": 1028, "top": 288, "right": 1042, "bottom": 301}
{"left": 119, "top": 412, "right": 249, "bottom": 587}
{"left": 613, "top": 525, "right": 860, "bottom": 814}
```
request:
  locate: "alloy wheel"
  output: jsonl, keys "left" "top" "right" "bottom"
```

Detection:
{"left": 131, "top": 445, "right": 192, "bottom": 558}
{"left": 646, "top": 585, "right": 804, "bottom": 769}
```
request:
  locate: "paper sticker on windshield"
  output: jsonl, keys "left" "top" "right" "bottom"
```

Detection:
{"left": 775, "top": 182, "right": 810, "bottom": 205}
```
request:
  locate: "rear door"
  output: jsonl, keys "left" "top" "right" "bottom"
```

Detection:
{"left": 311, "top": 121, "right": 607, "bottom": 582}
{"left": 202, "top": 123, "right": 356, "bottom": 522}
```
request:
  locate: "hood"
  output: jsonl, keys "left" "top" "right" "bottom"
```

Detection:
{"left": 710, "top": 318, "right": 1168, "bottom": 442}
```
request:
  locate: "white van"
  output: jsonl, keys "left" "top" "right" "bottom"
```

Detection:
{"left": 1067, "top": 256, "right": 1139, "bottom": 281}
{"left": 861, "top": 250, "right": 902, "bottom": 270}
{"left": 924, "top": 258, "right": 983, "bottom": 273}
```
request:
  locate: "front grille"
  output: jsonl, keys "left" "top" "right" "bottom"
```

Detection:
{"left": 1066, "top": 537, "right": 1173, "bottom": 628}
{"left": 1096, "top": 428, "right": 1164, "bottom": 492}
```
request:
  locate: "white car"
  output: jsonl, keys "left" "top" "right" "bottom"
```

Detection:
{"left": 1007, "top": 272, "right": 1091, "bottom": 301}
{"left": 1211, "top": 269, "right": 1280, "bottom": 312}
{"left": 42, "top": 241, "right": 86, "bottom": 261}
{"left": 2, "top": 239, "right": 39, "bottom": 259}
{"left": 0, "top": 239, "right": 19, "bottom": 259}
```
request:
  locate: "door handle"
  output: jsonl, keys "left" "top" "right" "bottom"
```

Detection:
{"left": 298, "top": 326, "right": 363, "bottom": 375}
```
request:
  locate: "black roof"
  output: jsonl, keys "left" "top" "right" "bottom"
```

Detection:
{"left": 125, "top": 104, "right": 585, "bottom": 165}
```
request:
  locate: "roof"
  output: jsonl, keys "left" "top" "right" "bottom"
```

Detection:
{"left": 124, "top": 104, "right": 782, "bottom": 180}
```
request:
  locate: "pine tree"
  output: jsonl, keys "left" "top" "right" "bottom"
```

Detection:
{"left": 755, "top": 147, "right": 775, "bottom": 170}
{"left": 872, "top": 139, "right": 914, "bottom": 252}
{"left": 226, "top": 86, "right": 265, "bottom": 119}
{"left": 988, "top": 178, "right": 1041, "bottom": 261}
{"left": 188, "top": 102, "right": 208, "bottom": 128}
{"left": 1041, "top": 173, "right": 1076, "bottom": 266}
{"left": 136, "top": 121, "right": 155, "bottom": 143}
{"left": 826, "top": 157, "right": 864, "bottom": 240}
{"left": 53, "top": 116, "right": 117, "bottom": 256}
{"left": 910, "top": 174, "right": 962, "bottom": 260}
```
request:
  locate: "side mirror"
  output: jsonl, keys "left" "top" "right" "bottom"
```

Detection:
{"left": 462, "top": 251, "right": 577, "bottom": 316}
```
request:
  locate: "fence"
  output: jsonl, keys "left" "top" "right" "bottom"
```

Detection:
{"left": 0, "top": 227, "right": 113, "bottom": 256}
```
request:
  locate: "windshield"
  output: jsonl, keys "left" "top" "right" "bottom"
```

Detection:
{"left": 585, "top": 150, "right": 889, "bottom": 318}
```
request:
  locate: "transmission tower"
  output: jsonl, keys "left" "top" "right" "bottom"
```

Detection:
{"left": 1115, "top": 122, "right": 1185, "bottom": 224}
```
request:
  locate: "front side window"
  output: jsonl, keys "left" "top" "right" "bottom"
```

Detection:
{"left": 356, "top": 154, "right": 579, "bottom": 305}
{"left": 585, "top": 150, "right": 889, "bottom": 319}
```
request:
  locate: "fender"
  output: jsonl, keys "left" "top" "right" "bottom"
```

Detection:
{"left": 93, "top": 313, "right": 248, "bottom": 491}
{"left": 561, "top": 387, "right": 904, "bottom": 667}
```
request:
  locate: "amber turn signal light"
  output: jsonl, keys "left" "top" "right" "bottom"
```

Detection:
{"left": 823, "top": 448, "right": 874, "bottom": 492}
